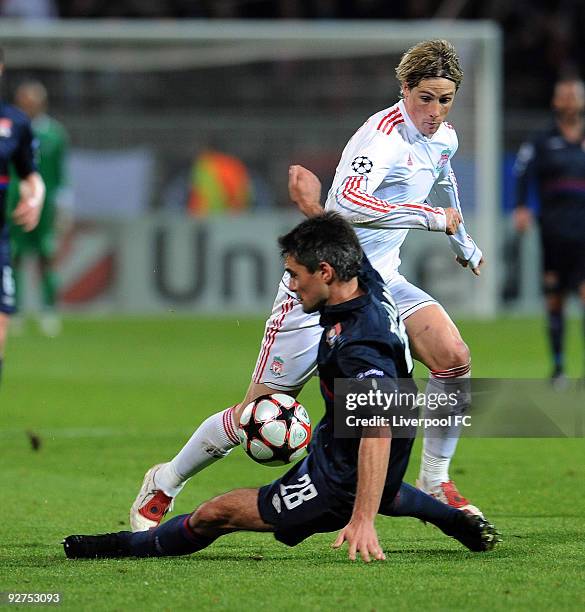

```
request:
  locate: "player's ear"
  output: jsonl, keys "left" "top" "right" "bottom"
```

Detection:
{"left": 319, "top": 261, "right": 335, "bottom": 284}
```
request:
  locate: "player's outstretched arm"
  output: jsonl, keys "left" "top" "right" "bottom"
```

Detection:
{"left": 12, "top": 171, "right": 45, "bottom": 232}
{"left": 289, "top": 164, "right": 456, "bottom": 234}
{"left": 427, "top": 165, "right": 484, "bottom": 274}
{"left": 332, "top": 433, "right": 390, "bottom": 563}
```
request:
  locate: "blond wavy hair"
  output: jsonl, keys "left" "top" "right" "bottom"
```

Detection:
{"left": 396, "top": 40, "right": 463, "bottom": 93}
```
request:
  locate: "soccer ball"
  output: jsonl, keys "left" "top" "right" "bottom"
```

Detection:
{"left": 238, "top": 394, "right": 312, "bottom": 466}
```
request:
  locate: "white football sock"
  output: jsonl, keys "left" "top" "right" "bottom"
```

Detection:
{"left": 155, "top": 406, "right": 240, "bottom": 497}
{"left": 419, "top": 364, "right": 471, "bottom": 489}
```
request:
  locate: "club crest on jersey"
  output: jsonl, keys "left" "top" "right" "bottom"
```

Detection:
{"left": 270, "top": 356, "right": 284, "bottom": 376}
{"left": 326, "top": 323, "right": 342, "bottom": 347}
{"left": 435, "top": 149, "right": 451, "bottom": 172}
{"left": 351, "top": 156, "right": 373, "bottom": 175}
{"left": 0, "top": 119, "right": 12, "bottom": 138}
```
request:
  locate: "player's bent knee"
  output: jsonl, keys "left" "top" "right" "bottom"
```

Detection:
{"left": 189, "top": 488, "right": 263, "bottom": 532}
{"left": 189, "top": 498, "right": 230, "bottom": 530}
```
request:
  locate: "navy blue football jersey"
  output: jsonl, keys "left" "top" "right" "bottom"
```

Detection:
{"left": 309, "top": 256, "right": 415, "bottom": 493}
{"left": 515, "top": 125, "right": 585, "bottom": 238}
{"left": 0, "top": 103, "right": 37, "bottom": 229}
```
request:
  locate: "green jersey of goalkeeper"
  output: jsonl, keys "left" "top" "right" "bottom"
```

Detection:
{"left": 7, "top": 81, "right": 71, "bottom": 336}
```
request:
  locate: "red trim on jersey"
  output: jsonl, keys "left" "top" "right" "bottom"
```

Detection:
{"left": 376, "top": 108, "right": 405, "bottom": 135}
{"left": 0, "top": 175, "right": 9, "bottom": 185}
{"left": 377, "top": 108, "right": 402, "bottom": 133}
{"left": 342, "top": 177, "right": 445, "bottom": 217}
{"left": 444, "top": 122, "right": 455, "bottom": 130}
{"left": 382, "top": 117, "right": 405, "bottom": 135}
{"left": 253, "top": 296, "right": 295, "bottom": 383}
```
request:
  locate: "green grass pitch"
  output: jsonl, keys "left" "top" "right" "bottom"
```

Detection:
{"left": 2, "top": 316, "right": 584, "bottom": 610}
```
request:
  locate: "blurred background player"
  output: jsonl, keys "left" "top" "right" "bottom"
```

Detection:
{"left": 514, "top": 76, "right": 585, "bottom": 385}
{"left": 7, "top": 80, "right": 71, "bottom": 337}
{"left": 0, "top": 50, "right": 45, "bottom": 388}
{"left": 130, "top": 40, "right": 484, "bottom": 531}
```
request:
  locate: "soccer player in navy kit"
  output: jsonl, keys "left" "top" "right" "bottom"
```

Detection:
{"left": 64, "top": 214, "right": 499, "bottom": 562}
{"left": 514, "top": 76, "right": 585, "bottom": 384}
{"left": 0, "top": 48, "right": 45, "bottom": 387}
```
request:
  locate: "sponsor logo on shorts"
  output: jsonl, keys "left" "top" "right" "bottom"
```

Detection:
{"left": 270, "top": 356, "right": 284, "bottom": 376}
{"left": 272, "top": 493, "right": 282, "bottom": 514}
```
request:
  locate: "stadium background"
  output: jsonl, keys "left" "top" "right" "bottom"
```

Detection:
{"left": 3, "top": 4, "right": 577, "bottom": 318}
{"left": 2, "top": 4, "right": 585, "bottom": 611}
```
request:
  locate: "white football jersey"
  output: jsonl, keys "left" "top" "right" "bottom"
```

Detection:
{"left": 324, "top": 99, "right": 482, "bottom": 285}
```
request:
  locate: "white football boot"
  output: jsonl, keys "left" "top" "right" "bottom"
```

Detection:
{"left": 130, "top": 464, "right": 176, "bottom": 532}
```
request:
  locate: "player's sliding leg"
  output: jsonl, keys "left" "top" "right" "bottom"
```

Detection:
{"left": 67, "top": 488, "right": 273, "bottom": 559}
{"left": 382, "top": 483, "right": 500, "bottom": 552}
{"left": 66, "top": 483, "right": 500, "bottom": 559}
{"left": 130, "top": 286, "right": 321, "bottom": 531}
{"left": 403, "top": 303, "right": 482, "bottom": 515}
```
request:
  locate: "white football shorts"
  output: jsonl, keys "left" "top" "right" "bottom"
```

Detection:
{"left": 251, "top": 275, "right": 437, "bottom": 391}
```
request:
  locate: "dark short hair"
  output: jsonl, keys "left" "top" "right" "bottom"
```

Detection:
{"left": 278, "top": 212, "right": 362, "bottom": 282}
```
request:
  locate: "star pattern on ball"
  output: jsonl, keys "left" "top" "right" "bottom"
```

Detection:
{"left": 351, "top": 155, "right": 373, "bottom": 174}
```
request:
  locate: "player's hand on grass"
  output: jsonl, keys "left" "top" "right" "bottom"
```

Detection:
{"left": 444, "top": 207, "right": 462, "bottom": 235}
{"left": 332, "top": 519, "right": 386, "bottom": 563}
{"left": 288, "top": 165, "right": 324, "bottom": 218}
{"left": 456, "top": 255, "right": 485, "bottom": 276}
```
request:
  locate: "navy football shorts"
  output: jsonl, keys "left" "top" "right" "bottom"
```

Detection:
{"left": 540, "top": 228, "right": 585, "bottom": 292}
{"left": 257, "top": 443, "right": 412, "bottom": 547}
{"left": 0, "top": 227, "right": 16, "bottom": 315}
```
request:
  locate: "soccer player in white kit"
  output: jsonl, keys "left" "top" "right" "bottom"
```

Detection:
{"left": 130, "top": 40, "right": 485, "bottom": 531}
